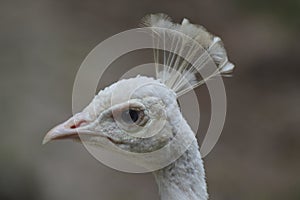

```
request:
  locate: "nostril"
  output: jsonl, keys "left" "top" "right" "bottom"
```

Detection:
{"left": 70, "top": 124, "right": 77, "bottom": 129}
{"left": 70, "top": 120, "right": 87, "bottom": 129}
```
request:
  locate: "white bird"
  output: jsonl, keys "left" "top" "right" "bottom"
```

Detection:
{"left": 43, "top": 14, "right": 234, "bottom": 200}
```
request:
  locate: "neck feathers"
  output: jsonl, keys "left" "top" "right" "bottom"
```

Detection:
{"left": 153, "top": 139, "right": 208, "bottom": 200}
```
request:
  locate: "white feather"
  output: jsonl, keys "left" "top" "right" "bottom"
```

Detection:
{"left": 141, "top": 13, "right": 235, "bottom": 96}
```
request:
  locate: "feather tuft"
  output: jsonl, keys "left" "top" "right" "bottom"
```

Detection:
{"left": 141, "top": 13, "right": 235, "bottom": 96}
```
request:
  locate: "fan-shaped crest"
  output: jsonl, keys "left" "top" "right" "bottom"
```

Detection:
{"left": 141, "top": 13, "right": 234, "bottom": 96}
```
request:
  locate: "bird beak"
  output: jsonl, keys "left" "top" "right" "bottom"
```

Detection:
{"left": 43, "top": 112, "right": 91, "bottom": 145}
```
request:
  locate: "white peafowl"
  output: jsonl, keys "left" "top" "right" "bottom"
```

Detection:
{"left": 43, "top": 14, "right": 234, "bottom": 200}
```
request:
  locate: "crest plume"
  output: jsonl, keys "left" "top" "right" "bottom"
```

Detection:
{"left": 141, "top": 13, "right": 235, "bottom": 96}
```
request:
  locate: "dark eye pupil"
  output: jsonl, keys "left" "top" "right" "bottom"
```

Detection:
{"left": 129, "top": 109, "right": 139, "bottom": 122}
{"left": 121, "top": 109, "right": 139, "bottom": 123}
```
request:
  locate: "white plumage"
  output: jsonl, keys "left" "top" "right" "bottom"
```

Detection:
{"left": 141, "top": 13, "right": 234, "bottom": 96}
{"left": 43, "top": 14, "right": 234, "bottom": 200}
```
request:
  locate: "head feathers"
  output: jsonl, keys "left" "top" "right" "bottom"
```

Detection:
{"left": 141, "top": 13, "right": 235, "bottom": 96}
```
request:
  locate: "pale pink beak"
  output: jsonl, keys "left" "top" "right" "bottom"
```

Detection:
{"left": 43, "top": 113, "right": 91, "bottom": 145}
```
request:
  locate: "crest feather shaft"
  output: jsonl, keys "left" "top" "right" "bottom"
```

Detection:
{"left": 141, "top": 13, "right": 235, "bottom": 96}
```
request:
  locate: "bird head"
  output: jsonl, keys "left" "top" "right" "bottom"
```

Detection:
{"left": 43, "top": 76, "right": 182, "bottom": 155}
{"left": 43, "top": 14, "right": 235, "bottom": 170}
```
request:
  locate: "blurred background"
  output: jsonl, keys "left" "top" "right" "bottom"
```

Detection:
{"left": 1, "top": 0, "right": 299, "bottom": 199}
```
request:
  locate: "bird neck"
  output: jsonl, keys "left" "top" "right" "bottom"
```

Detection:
{"left": 153, "top": 138, "right": 208, "bottom": 200}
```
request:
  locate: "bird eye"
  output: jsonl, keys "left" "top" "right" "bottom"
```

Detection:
{"left": 120, "top": 108, "right": 147, "bottom": 126}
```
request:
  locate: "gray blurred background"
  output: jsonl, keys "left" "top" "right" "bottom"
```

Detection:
{"left": 1, "top": 0, "right": 300, "bottom": 199}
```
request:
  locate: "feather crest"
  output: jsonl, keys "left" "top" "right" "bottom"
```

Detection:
{"left": 141, "top": 14, "right": 235, "bottom": 96}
